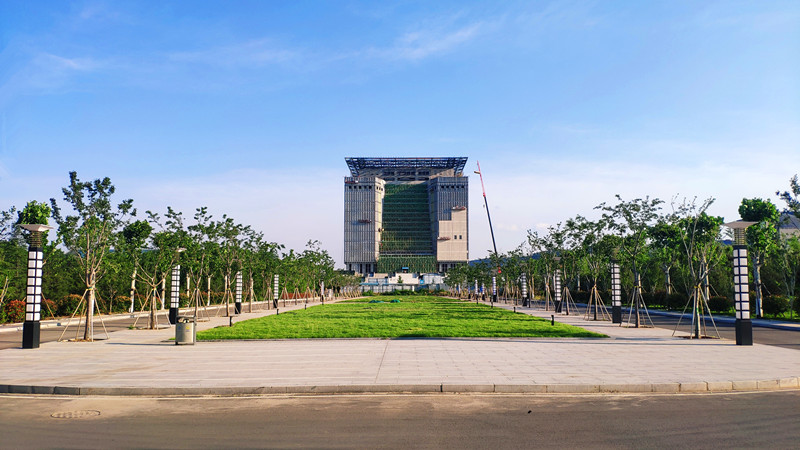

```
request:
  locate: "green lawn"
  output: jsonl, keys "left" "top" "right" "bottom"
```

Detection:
{"left": 197, "top": 296, "right": 606, "bottom": 340}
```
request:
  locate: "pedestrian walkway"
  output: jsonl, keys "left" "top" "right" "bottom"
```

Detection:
{"left": 1, "top": 299, "right": 798, "bottom": 396}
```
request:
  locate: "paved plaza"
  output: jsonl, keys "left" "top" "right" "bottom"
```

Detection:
{"left": 1, "top": 300, "right": 799, "bottom": 396}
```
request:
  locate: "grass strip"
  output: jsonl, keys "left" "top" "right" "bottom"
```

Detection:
{"left": 197, "top": 296, "right": 606, "bottom": 340}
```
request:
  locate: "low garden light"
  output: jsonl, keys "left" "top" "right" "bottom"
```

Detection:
{"left": 20, "top": 224, "right": 54, "bottom": 349}
{"left": 725, "top": 220, "right": 757, "bottom": 346}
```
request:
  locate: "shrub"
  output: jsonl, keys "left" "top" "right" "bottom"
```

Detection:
{"left": 57, "top": 294, "right": 85, "bottom": 316}
{"left": 707, "top": 296, "right": 732, "bottom": 313}
{"left": 572, "top": 290, "right": 589, "bottom": 302}
{"left": 665, "top": 293, "right": 688, "bottom": 310}
{"left": 42, "top": 298, "right": 57, "bottom": 319}
{"left": 762, "top": 295, "right": 791, "bottom": 317}
{"left": 4, "top": 300, "right": 25, "bottom": 323}
{"left": 651, "top": 291, "right": 668, "bottom": 308}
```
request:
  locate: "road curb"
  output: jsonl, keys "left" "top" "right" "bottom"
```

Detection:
{"left": 2, "top": 377, "right": 798, "bottom": 397}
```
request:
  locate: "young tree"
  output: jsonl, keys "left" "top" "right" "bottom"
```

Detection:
{"left": 596, "top": 195, "right": 663, "bottom": 327}
{"left": 649, "top": 217, "right": 682, "bottom": 295}
{"left": 671, "top": 198, "right": 724, "bottom": 338}
{"left": 50, "top": 172, "right": 134, "bottom": 340}
{"left": 738, "top": 198, "right": 779, "bottom": 318}
{"left": 119, "top": 220, "right": 152, "bottom": 312}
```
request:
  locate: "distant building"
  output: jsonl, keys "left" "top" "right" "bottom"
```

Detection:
{"left": 344, "top": 157, "right": 468, "bottom": 275}
{"left": 779, "top": 212, "right": 800, "bottom": 238}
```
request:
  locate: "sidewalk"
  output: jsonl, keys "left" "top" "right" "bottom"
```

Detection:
{"left": 1, "top": 299, "right": 798, "bottom": 396}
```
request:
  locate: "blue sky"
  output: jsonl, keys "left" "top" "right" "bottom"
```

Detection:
{"left": 1, "top": 0, "right": 798, "bottom": 265}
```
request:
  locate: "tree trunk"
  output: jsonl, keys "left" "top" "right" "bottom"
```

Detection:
{"left": 84, "top": 271, "right": 96, "bottom": 341}
{"left": 160, "top": 277, "right": 166, "bottom": 310}
{"left": 663, "top": 266, "right": 672, "bottom": 295}
{"left": 129, "top": 267, "right": 137, "bottom": 313}
{"left": 207, "top": 275, "right": 211, "bottom": 306}
{"left": 753, "top": 254, "right": 764, "bottom": 318}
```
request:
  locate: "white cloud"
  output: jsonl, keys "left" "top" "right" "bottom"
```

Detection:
{"left": 168, "top": 39, "right": 298, "bottom": 67}
{"left": 380, "top": 22, "right": 483, "bottom": 61}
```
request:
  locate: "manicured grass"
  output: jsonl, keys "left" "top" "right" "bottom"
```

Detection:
{"left": 197, "top": 296, "right": 606, "bottom": 340}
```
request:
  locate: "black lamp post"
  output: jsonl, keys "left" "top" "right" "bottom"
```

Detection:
{"left": 20, "top": 224, "right": 53, "bottom": 349}
{"left": 553, "top": 256, "right": 562, "bottom": 313}
{"left": 611, "top": 260, "right": 622, "bottom": 324}
{"left": 725, "top": 221, "right": 756, "bottom": 345}
{"left": 272, "top": 274, "right": 279, "bottom": 309}
{"left": 521, "top": 272, "right": 528, "bottom": 307}
{"left": 234, "top": 270, "right": 243, "bottom": 314}
{"left": 169, "top": 264, "right": 181, "bottom": 325}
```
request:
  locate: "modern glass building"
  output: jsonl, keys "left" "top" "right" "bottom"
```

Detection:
{"left": 344, "top": 157, "right": 468, "bottom": 275}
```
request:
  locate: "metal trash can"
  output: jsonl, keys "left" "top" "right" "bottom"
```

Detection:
{"left": 175, "top": 315, "right": 196, "bottom": 345}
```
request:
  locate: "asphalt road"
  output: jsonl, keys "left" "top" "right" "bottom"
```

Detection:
{"left": 2, "top": 391, "right": 798, "bottom": 448}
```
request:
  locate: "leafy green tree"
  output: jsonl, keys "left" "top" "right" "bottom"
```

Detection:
{"left": 671, "top": 198, "right": 724, "bottom": 336}
{"left": 738, "top": 198, "right": 780, "bottom": 318}
{"left": 119, "top": 220, "right": 152, "bottom": 312}
{"left": 596, "top": 195, "right": 663, "bottom": 326}
{"left": 649, "top": 217, "right": 682, "bottom": 295}
{"left": 776, "top": 174, "right": 800, "bottom": 215}
{"left": 50, "top": 172, "right": 134, "bottom": 340}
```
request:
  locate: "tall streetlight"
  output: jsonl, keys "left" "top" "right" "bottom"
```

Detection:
{"left": 725, "top": 220, "right": 756, "bottom": 345}
{"left": 20, "top": 224, "right": 53, "bottom": 349}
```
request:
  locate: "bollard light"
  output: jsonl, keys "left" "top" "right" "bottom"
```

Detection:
{"left": 492, "top": 275, "right": 497, "bottom": 303}
{"left": 611, "top": 261, "right": 622, "bottom": 324}
{"left": 725, "top": 221, "right": 757, "bottom": 345}
{"left": 20, "top": 224, "right": 53, "bottom": 349}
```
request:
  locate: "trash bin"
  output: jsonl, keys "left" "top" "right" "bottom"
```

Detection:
{"left": 175, "top": 315, "right": 196, "bottom": 345}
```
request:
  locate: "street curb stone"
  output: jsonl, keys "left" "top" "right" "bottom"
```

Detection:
{"left": 2, "top": 379, "right": 800, "bottom": 396}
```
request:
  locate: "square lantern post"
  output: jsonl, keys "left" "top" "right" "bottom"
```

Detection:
{"left": 273, "top": 274, "right": 280, "bottom": 309}
{"left": 553, "top": 256, "right": 562, "bottom": 313}
{"left": 726, "top": 221, "right": 756, "bottom": 346}
{"left": 611, "top": 260, "right": 622, "bottom": 324}
{"left": 492, "top": 274, "right": 497, "bottom": 304}
{"left": 521, "top": 272, "right": 528, "bottom": 307}
{"left": 21, "top": 224, "right": 54, "bottom": 349}
{"left": 169, "top": 264, "right": 181, "bottom": 325}
{"left": 234, "top": 270, "right": 243, "bottom": 314}
{"left": 168, "top": 248, "right": 185, "bottom": 325}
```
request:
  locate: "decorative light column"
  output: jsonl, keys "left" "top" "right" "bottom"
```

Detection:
{"left": 273, "top": 274, "right": 280, "bottom": 309}
{"left": 521, "top": 273, "right": 528, "bottom": 307}
{"left": 169, "top": 264, "right": 181, "bottom": 325}
{"left": 492, "top": 274, "right": 497, "bottom": 303}
{"left": 234, "top": 271, "right": 243, "bottom": 314}
{"left": 611, "top": 261, "right": 622, "bottom": 324}
{"left": 554, "top": 257, "right": 562, "bottom": 313}
{"left": 21, "top": 224, "right": 53, "bottom": 349}
{"left": 726, "top": 221, "right": 756, "bottom": 345}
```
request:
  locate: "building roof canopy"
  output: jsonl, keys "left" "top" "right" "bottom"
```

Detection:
{"left": 345, "top": 157, "right": 467, "bottom": 177}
